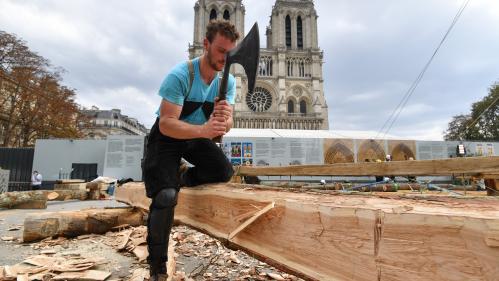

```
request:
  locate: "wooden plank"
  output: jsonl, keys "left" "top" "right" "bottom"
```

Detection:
{"left": 116, "top": 182, "right": 499, "bottom": 281}
{"left": 237, "top": 156, "right": 499, "bottom": 177}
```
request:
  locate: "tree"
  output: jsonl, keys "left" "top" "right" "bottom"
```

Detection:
{"left": 0, "top": 30, "right": 84, "bottom": 147}
{"left": 444, "top": 83, "right": 499, "bottom": 141}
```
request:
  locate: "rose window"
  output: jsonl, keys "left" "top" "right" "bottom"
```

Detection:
{"left": 246, "top": 87, "right": 272, "bottom": 112}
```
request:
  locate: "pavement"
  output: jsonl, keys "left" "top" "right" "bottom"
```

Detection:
{"left": 0, "top": 200, "right": 135, "bottom": 279}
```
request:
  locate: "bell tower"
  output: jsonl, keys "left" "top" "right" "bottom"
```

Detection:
{"left": 189, "top": 0, "right": 329, "bottom": 130}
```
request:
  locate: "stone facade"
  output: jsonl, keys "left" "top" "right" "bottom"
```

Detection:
{"left": 189, "top": 0, "right": 329, "bottom": 130}
{"left": 80, "top": 107, "right": 148, "bottom": 140}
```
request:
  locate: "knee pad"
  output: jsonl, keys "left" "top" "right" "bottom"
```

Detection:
{"left": 152, "top": 188, "right": 178, "bottom": 209}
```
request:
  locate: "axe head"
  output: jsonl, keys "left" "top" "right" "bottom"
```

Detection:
{"left": 226, "top": 22, "right": 260, "bottom": 94}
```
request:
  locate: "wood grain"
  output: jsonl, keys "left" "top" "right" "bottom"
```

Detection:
{"left": 116, "top": 182, "right": 499, "bottom": 281}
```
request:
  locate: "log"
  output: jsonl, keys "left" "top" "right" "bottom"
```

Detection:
{"left": 116, "top": 182, "right": 499, "bottom": 281}
{"left": 238, "top": 156, "right": 499, "bottom": 177}
{"left": 48, "top": 190, "right": 88, "bottom": 201}
{"left": 0, "top": 190, "right": 89, "bottom": 209}
{"left": 0, "top": 191, "right": 47, "bottom": 209}
{"left": 53, "top": 183, "right": 87, "bottom": 191}
{"left": 55, "top": 179, "right": 85, "bottom": 184}
{"left": 23, "top": 208, "right": 145, "bottom": 242}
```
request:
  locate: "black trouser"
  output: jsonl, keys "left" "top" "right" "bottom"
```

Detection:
{"left": 143, "top": 119, "right": 233, "bottom": 266}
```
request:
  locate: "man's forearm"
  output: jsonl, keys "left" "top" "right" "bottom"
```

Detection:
{"left": 159, "top": 117, "right": 205, "bottom": 139}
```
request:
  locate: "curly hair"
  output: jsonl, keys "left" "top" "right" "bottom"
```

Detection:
{"left": 206, "top": 20, "right": 240, "bottom": 43}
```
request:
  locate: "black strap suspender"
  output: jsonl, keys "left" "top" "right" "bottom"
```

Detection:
{"left": 178, "top": 60, "right": 217, "bottom": 120}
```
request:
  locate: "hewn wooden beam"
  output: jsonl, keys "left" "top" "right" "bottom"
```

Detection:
{"left": 237, "top": 156, "right": 499, "bottom": 177}
{"left": 116, "top": 182, "right": 499, "bottom": 281}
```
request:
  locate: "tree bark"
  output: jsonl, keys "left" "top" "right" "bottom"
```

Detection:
{"left": 0, "top": 191, "right": 47, "bottom": 209}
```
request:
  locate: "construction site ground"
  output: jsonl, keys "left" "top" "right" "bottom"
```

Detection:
{"left": 0, "top": 199, "right": 302, "bottom": 281}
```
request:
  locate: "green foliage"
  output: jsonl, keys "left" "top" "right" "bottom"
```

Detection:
{"left": 0, "top": 30, "right": 86, "bottom": 147}
{"left": 444, "top": 83, "right": 499, "bottom": 141}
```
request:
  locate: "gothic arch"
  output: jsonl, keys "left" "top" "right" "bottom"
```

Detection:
{"left": 357, "top": 140, "right": 386, "bottom": 162}
{"left": 391, "top": 143, "right": 415, "bottom": 161}
{"left": 209, "top": 9, "right": 217, "bottom": 20}
{"left": 299, "top": 99, "right": 308, "bottom": 114}
{"left": 220, "top": 5, "right": 233, "bottom": 15}
{"left": 325, "top": 143, "right": 355, "bottom": 164}
{"left": 285, "top": 15, "right": 292, "bottom": 48}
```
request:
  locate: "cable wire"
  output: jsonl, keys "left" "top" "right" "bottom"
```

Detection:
{"left": 374, "top": 0, "right": 471, "bottom": 140}
{"left": 460, "top": 90, "right": 499, "bottom": 139}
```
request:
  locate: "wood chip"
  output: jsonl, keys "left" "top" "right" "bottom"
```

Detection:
{"left": 117, "top": 230, "right": 132, "bottom": 250}
{"left": 7, "top": 225, "right": 21, "bottom": 231}
{"left": 23, "top": 255, "right": 55, "bottom": 267}
{"left": 17, "top": 273, "right": 29, "bottom": 281}
{"left": 1, "top": 236, "right": 14, "bottom": 241}
{"left": 129, "top": 268, "right": 149, "bottom": 281}
{"left": 229, "top": 252, "right": 241, "bottom": 264}
{"left": 267, "top": 272, "right": 285, "bottom": 280}
{"left": 52, "top": 270, "right": 111, "bottom": 281}
{"left": 132, "top": 245, "right": 148, "bottom": 262}
{"left": 40, "top": 249, "right": 56, "bottom": 255}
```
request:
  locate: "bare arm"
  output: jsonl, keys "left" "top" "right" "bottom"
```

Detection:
{"left": 159, "top": 99, "right": 227, "bottom": 139}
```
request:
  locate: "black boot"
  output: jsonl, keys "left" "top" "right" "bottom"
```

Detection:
{"left": 149, "top": 261, "right": 167, "bottom": 281}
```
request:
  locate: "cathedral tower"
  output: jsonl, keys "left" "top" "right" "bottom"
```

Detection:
{"left": 190, "top": 0, "right": 329, "bottom": 130}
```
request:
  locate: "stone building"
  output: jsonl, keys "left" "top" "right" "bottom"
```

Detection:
{"left": 189, "top": 0, "right": 329, "bottom": 130}
{"left": 80, "top": 106, "right": 148, "bottom": 139}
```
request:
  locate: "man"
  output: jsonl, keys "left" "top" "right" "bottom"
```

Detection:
{"left": 31, "top": 171, "right": 42, "bottom": 190}
{"left": 143, "top": 20, "right": 239, "bottom": 280}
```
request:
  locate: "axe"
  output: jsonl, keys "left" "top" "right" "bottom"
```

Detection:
{"left": 213, "top": 22, "right": 260, "bottom": 144}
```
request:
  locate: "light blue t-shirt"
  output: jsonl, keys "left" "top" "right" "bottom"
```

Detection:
{"left": 156, "top": 57, "right": 236, "bottom": 125}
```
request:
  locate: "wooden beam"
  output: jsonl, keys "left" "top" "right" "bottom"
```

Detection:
{"left": 116, "top": 182, "right": 499, "bottom": 281}
{"left": 237, "top": 156, "right": 499, "bottom": 177}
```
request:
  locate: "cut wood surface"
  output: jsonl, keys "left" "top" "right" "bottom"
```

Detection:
{"left": 23, "top": 208, "right": 145, "bottom": 242}
{"left": 237, "top": 156, "right": 499, "bottom": 177}
{"left": 116, "top": 182, "right": 499, "bottom": 281}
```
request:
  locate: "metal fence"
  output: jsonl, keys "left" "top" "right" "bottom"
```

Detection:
{"left": 0, "top": 147, "right": 34, "bottom": 191}
{"left": 0, "top": 169, "right": 8, "bottom": 193}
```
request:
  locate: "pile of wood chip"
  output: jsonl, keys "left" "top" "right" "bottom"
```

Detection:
{"left": 0, "top": 252, "right": 111, "bottom": 281}
{"left": 1, "top": 225, "right": 301, "bottom": 281}
{"left": 103, "top": 225, "right": 302, "bottom": 280}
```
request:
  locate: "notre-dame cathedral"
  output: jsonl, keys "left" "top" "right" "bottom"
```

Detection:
{"left": 188, "top": 0, "right": 329, "bottom": 130}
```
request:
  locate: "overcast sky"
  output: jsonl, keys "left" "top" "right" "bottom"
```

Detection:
{"left": 1, "top": 0, "right": 498, "bottom": 140}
